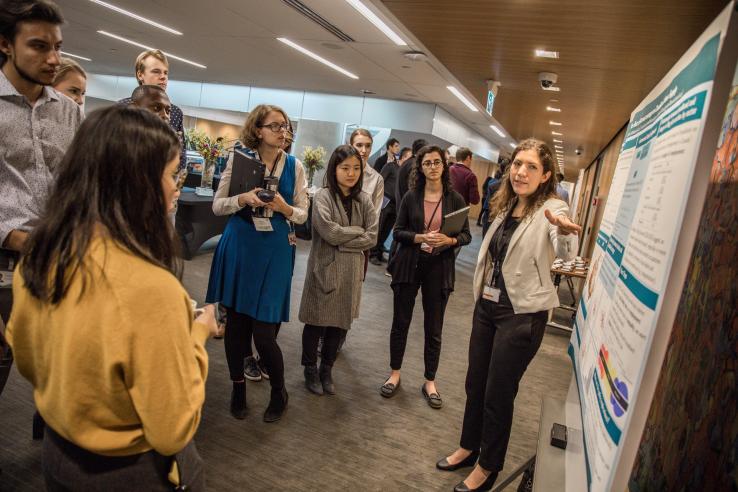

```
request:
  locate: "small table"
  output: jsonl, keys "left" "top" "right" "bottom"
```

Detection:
{"left": 175, "top": 190, "right": 229, "bottom": 260}
{"left": 548, "top": 260, "right": 589, "bottom": 333}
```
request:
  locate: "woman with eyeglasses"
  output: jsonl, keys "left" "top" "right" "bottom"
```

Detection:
{"left": 380, "top": 145, "right": 471, "bottom": 408}
{"left": 207, "top": 104, "right": 309, "bottom": 423}
{"left": 437, "top": 139, "right": 580, "bottom": 492}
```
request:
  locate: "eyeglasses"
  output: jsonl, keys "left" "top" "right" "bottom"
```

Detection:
{"left": 259, "top": 122, "right": 291, "bottom": 133}
{"left": 421, "top": 159, "right": 444, "bottom": 168}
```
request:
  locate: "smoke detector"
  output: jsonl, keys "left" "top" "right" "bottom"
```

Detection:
{"left": 403, "top": 50, "right": 428, "bottom": 62}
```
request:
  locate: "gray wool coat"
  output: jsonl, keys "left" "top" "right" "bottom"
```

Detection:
{"left": 298, "top": 188, "right": 379, "bottom": 330}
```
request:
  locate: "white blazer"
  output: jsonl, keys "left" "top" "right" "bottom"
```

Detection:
{"left": 473, "top": 197, "right": 578, "bottom": 314}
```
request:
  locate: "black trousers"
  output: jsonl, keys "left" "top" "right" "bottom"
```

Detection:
{"left": 224, "top": 307, "right": 284, "bottom": 390}
{"left": 460, "top": 299, "right": 547, "bottom": 472}
{"left": 370, "top": 203, "right": 396, "bottom": 258}
{"left": 389, "top": 254, "right": 450, "bottom": 380}
{"left": 302, "top": 324, "right": 344, "bottom": 367}
{"left": 218, "top": 304, "right": 280, "bottom": 358}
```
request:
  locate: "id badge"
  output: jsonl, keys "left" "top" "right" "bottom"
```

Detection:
{"left": 420, "top": 242, "right": 433, "bottom": 253}
{"left": 253, "top": 217, "right": 273, "bottom": 232}
{"left": 482, "top": 285, "right": 501, "bottom": 303}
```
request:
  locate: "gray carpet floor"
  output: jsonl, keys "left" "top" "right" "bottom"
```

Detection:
{"left": 0, "top": 223, "right": 575, "bottom": 491}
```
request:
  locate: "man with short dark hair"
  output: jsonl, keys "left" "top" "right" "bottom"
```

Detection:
{"left": 449, "top": 146, "right": 480, "bottom": 206}
{"left": 399, "top": 147, "right": 412, "bottom": 163}
{"left": 395, "top": 138, "right": 428, "bottom": 205}
{"left": 556, "top": 172, "right": 570, "bottom": 204}
{"left": 130, "top": 84, "right": 171, "bottom": 123}
{"left": 373, "top": 137, "right": 400, "bottom": 174}
{"left": 119, "top": 49, "right": 185, "bottom": 169}
{"left": 370, "top": 138, "right": 403, "bottom": 264}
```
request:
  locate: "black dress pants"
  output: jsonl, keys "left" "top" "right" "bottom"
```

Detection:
{"left": 389, "top": 254, "right": 450, "bottom": 381}
{"left": 460, "top": 298, "right": 547, "bottom": 472}
{"left": 370, "top": 203, "right": 396, "bottom": 258}
{"left": 224, "top": 307, "right": 284, "bottom": 390}
{"left": 302, "top": 324, "right": 344, "bottom": 367}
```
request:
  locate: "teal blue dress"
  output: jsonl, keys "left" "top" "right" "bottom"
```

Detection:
{"left": 206, "top": 149, "right": 297, "bottom": 323}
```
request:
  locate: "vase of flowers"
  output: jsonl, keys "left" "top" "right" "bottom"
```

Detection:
{"left": 301, "top": 145, "right": 326, "bottom": 188}
{"left": 186, "top": 129, "right": 227, "bottom": 195}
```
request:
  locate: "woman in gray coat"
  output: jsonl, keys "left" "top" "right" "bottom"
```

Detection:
{"left": 299, "top": 145, "right": 378, "bottom": 395}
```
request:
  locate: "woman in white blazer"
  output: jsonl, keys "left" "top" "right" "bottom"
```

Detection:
{"left": 437, "top": 139, "right": 581, "bottom": 492}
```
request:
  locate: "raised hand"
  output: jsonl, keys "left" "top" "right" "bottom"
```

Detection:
{"left": 544, "top": 209, "right": 582, "bottom": 235}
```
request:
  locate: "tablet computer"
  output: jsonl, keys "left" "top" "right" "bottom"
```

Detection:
{"left": 228, "top": 148, "right": 265, "bottom": 197}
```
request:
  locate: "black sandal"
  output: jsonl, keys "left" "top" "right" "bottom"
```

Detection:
{"left": 380, "top": 378, "right": 401, "bottom": 398}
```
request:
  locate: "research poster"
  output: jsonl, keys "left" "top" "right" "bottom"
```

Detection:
{"left": 567, "top": 7, "right": 731, "bottom": 491}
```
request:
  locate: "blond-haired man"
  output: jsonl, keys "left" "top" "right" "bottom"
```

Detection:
{"left": 119, "top": 49, "right": 185, "bottom": 168}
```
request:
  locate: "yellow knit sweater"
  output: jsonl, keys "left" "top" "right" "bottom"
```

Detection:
{"left": 6, "top": 237, "right": 209, "bottom": 457}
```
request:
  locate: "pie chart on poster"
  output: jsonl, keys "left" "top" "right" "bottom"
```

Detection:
{"left": 610, "top": 378, "right": 629, "bottom": 417}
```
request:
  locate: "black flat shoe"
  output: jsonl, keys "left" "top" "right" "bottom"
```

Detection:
{"left": 422, "top": 384, "right": 443, "bottom": 409}
{"left": 380, "top": 378, "right": 400, "bottom": 398}
{"left": 263, "top": 387, "right": 288, "bottom": 423}
{"left": 436, "top": 450, "right": 479, "bottom": 471}
{"left": 453, "top": 472, "right": 498, "bottom": 492}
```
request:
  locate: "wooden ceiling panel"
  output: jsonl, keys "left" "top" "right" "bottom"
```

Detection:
{"left": 382, "top": 0, "right": 728, "bottom": 172}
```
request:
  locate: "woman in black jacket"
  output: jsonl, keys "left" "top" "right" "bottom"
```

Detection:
{"left": 380, "top": 145, "right": 471, "bottom": 408}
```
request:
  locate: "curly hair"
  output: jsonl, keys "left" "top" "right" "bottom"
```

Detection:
{"left": 410, "top": 145, "right": 451, "bottom": 194}
{"left": 239, "top": 104, "right": 291, "bottom": 150}
{"left": 487, "top": 138, "right": 558, "bottom": 220}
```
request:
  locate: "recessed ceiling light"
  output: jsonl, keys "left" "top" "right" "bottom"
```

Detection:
{"left": 553, "top": 139, "right": 563, "bottom": 143}
{"left": 97, "top": 31, "right": 206, "bottom": 68}
{"left": 535, "top": 49, "right": 559, "bottom": 59}
{"left": 549, "top": 121, "right": 562, "bottom": 126}
{"left": 61, "top": 51, "right": 91, "bottom": 61}
{"left": 543, "top": 86, "right": 561, "bottom": 92}
{"left": 446, "top": 86, "right": 479, "bottom": 112}
{"left": 90, "top": 0, "right": 182, "bottom": 35}
{"left": 552, "top": 131, "right": 563, "bottom": 136}
{"left": 550, "top": 99, "right": 559, "bottom": 102}
{"left": 509, "top": 143, "right": 516, "bottom": 148}
{"left": 546, "top": 106, "right": 561, "bottom": 112}
{"left": 277, "top": 38, "right": 358, "bottom": 79}
{"left": 490, "top": 125, "right": 505, "bottom": 137}
{"left": 345, "top": 0, "right": 406, "bottom": 46}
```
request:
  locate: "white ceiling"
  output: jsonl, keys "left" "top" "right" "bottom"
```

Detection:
{"left": 57, "top": 0, "right": 510, "bottom": 151}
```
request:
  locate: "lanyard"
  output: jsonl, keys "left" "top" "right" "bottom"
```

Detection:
{"left": 424, "top": 198, "right": 442, "bottom": 232}
{"left": 490, "top": 208, "right": 517, "bottom": 287}
{"left": 265, "top": 151, "right": 281, "bottom": 178}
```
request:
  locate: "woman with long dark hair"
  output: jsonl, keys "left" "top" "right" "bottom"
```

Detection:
{"left": 381, "top": 145, "right": 471, "bottom": 408}
{"left": 6, "top": 106, "right": 217, "bottom": 490}
{"left": 207, "top": 104, "right": 309, "bottom": 422}
{"left": 299, "top": 145, "right": 378, "bottom": 395}
{"left": 437, "top": 138, "right": 580, "bottom": 491}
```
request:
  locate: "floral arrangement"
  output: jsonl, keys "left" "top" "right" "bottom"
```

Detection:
{"left": 301, "top": 145, "right": 327, "bottom": 186}
{"left": 185, "top": 128, "right": 227, "bottom": 162}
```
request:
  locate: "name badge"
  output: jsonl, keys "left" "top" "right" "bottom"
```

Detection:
{"left": 482, "top": 285, "right": 501, "bottom": 303}
{"left": 253, "top": 217, "right": 273, "bottom": 232}
{"left": 420, "top": 242, "right": 433, "bottom": 253}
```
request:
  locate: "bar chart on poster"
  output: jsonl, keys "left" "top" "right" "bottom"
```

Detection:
{"left": 566, "top": 4, "right": 734, "bottom": 491}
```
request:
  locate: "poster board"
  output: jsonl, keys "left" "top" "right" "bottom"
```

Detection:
{"left": 567, "top": 3, "right": 737, "bottom": 491}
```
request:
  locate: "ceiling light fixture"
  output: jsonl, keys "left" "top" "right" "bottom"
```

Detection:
{"left": 277, "top": 37, "right": 358, "bottom": 79}
{"left": 446, "top": 86, "right": 478, "bottom": 112}
{"left": 97, "top": 31, "right": 206, "bottom": 68}
{"left": 490, "top": 125, "right": 505, "bottom": 137}
{"left": 61, "top": 51, "right": 91, "bottom": 61}
{"left": 549, "top": 121, "right": 562, "bottom": 126}
{"left": 552, "top": 131, "right": 563, "bottom": 136}
{"left": 535, "top": 49, "right": 559, "bottom": 59}
{"left": 345, "top": 0, "right": 406, "bottom": 46}
{"left": 543, "top": 86, "right": 561, "bottom": 92}
{"left": 509, "top": 143, "right": 516, "bottom": 148}
{"left": 90, "top": 0, "right": 182, "bottom": 35}
{"left": 553, "top": 139, "right": 563, "bottom": 143}
{"left": 546, "top": 106, "right": 561, "bottom": 112}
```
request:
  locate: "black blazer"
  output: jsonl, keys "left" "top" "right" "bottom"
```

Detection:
{"left": 388, "top": 188, "right": 472, "bottom": 290}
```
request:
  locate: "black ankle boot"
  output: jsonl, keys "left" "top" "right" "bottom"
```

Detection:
{"left": 319, "top": 363, "right": 335, "bottom": 395}
{"left": 230, "top": 381, "right": 247, "bottom": 420}
{"left": 304, "top": 365, "right": 323, "bottom": 395}
{"left": 263, "top": 386, "right": 288, "bottom": 423}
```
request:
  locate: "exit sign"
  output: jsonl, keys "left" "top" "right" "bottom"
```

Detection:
{"left": 486, "top": 90, "right": 495, "bottom": 115}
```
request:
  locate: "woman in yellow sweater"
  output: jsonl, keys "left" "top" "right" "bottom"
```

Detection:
{"left": 6, "top": 106, "right": 217, "bottom": 491}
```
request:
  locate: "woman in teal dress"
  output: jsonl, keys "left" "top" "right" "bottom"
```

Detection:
{"left": 207, "top": 104, "right": 309, "bottom": 423}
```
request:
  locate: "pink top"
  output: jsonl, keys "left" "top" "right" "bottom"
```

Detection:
{"left": 424, "top": 199, "right": 443, "bottom": 232}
